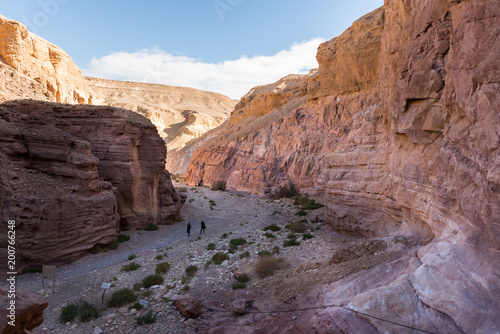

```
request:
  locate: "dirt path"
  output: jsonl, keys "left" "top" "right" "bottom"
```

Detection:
{"left": 16, "top": 184, "right": 336, "bottom": 333}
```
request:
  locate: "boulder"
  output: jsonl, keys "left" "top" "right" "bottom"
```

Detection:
{"left": 174, "top": 295, "right": 202, "bottom": 319}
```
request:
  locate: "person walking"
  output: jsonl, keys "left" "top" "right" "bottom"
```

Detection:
{"left": 200, "top": 220, "right": 206, "bottom": 234}
{"left": 187, "top": 222, "right": 192, "bottom": 237}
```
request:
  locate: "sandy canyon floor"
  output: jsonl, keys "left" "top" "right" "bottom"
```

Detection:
{"left": 17, "top": 184, "right": 387, "bottom": 334}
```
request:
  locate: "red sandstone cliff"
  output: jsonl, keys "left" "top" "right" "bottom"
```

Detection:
{"left": 0, "top": 100, "right": 184, "bottom": 266}
{"left": 185, "top": 0, "right": 500, "bottom": 332}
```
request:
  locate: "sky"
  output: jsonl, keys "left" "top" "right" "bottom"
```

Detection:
{"left": 1, "top": 0, "right": 383, "bottom": 99}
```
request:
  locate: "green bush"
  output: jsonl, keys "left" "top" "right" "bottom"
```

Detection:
{"left": 142, "top": 274, "right": 164, "bottom": 288}
{"left": 232, "top": 282, "right": 246, "bottom": 290}
{"left": 185, "top": 265, "right": 198, "bottom": 277}
{"left": 60, "top": 304, "right": 78, "bottom": 323}
{"left": 118, "top": 234, "right": 130, "bottom": 243}
{"left": 121, "top": 262, "right": 141, "bottom": 272}
{"left": 263, "top": 232, "right": 275, "bottom": 239}
{"left": 258, "top": 250, "right": 271, "bottom": 257}
{"left": 211, "top": 180, "right": 227, "bottom": 191}
{"left": 302, "top": 233, "right": 314, "bottom": 240}
{"left": 155, "top": 254, "right": 163, "bottom": 260}
{"left": 127, "top": 254, "right": 136, "bottom": 261}
{"left": 229, "top": 238, "right": 248, "bottom": 250}
{"left": 155, "top": 262, "right": 170, "bottom": 274}
{"left": 295, "top": 210, "right": 308, "bottom": 217}
{"left": 107, "top": 288, "right": 137, "bottom": 307}
{"left": 22, "top": 266, "right": 42, "bottom": 274}
{"left": 137, "top": 311, "right": 157, "bottom": 325}
{"left": 130, "top": 302, "right": 143, "bottom": 311}
{"left": 239, "top": 251, "right": 250, "bottom": 259}
{"left": 237, "top": 274, "right": 250, "bottom": 283}
{"left": 284, "top": 239, "right": 300, "bottom": 247}
{"left": 79, "top": 302, "right": 99, "bottom": 322}
{"left": 207, "top": 243, "right": 216, "bottom": 250}
{"left": 272, "top": 246, "right": 280, "bottom": 254}
{"left": 263, "top": 224, "right": 281, "bottom": 232}
{"left": 182, "top": 285, "right": 190, "bottom": 291}
{"left": 287, "top": 234, "right": 297, "bottom": 239}
{"left": 220, "top": 233, "right": 229, "bottom": 239}
{"left": 293, "top": 195, "right": 324, "bottom": 210}
{"left": 212, "top": 252, "right": 229, "bottom": 265}
{"left": 144, "top": 224, "right": 159, "bottom": 231}
{"left": 108, "top": 240, "right": 119, "bottom": 250}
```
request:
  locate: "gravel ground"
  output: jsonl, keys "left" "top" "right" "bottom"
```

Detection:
{"left": 16, "top": 184, "right": 345, "bottom": 334}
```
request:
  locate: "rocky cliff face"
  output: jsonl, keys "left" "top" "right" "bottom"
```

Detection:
{"left": 0, "top": 15, "right": 98, "bottom": 105}
{"left": 0, "top": 100, "right": 184, "bottom": 266}
{"left": 185, "top": 0, "right": 500, "bottom": 332}
{"left": 86, "top": 77, "right": 236, "bottom": 175}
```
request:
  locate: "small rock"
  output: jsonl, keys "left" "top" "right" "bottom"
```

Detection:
{"left": 93, "top": 327, "right": 104, "bottom": 334}
{"left": 130, "top": 308, "right": 137, "bottom": 314}
{"left": 69, "top": 324, "right": 77, "bottom": 330}
{"left": 66, "top": 322, "right": 70, "bottom": 326}
{"left": 107, "top": 313, "right": 115, "bottom": 319}
{"left": 118, "top": 307, "right": 128, "bottom": 313}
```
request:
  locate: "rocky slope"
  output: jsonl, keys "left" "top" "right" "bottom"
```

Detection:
{"left": 0, "top": 15, "right": 98, "bottom": 105}
{"left": 184, "top": 0, "right": 500, "bottom": 332}
{"left": 0, "top": 100, "right": 184, "bottom": 267}
{"left": 86, "top": 77, "right": 237, "bottom": 174}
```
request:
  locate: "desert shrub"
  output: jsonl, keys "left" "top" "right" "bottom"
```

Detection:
{"left": 284, "top": 239, "right": 300, "bottom": 247}
{"left": 211, "top": 180, "right": 227, "bottom": 191}
{"left": 232, "top": 282, "right": 246, "bottom": 290}
{"left": 142, "top": 290, "right": 152, "bottom": 297}
{"left": 60, "top": 304, "right": 78, "bottom": 323}
{"left": 258, "top": 250, "right": 271, "bottom": 257}
{"left": 142, "top": 274, "right": 164, "bottom": 288}
{"left": 121, "top": 262, "right": 141, "bottom": 272}
{"left": 155, "top": 262, "right": 170, "bottom": 274}
{"left": 207, "top": 243, "right": 216, "bottom": 250}
{"left": 130, "top": 302, "right": 143, "bottom": 310}
{"left": 185, "top": 265, "right": 198, "bottom": 277}
{"left": 212, "top": 252, "right": 229, "bottom": 265}
{"left": 133, "top": 283, "right": 143, "bottom": 291}
{"left": 137, "top": 311, "right": 156, "bottom": 325}
{"left": 270, "top": 183, "right": 298, "bottom": 199}
{"left": 302, "top": 233, "right": 314, "bottom": 240}
{"left": 229, "top": 238, "right": 248, "bottom": 250}
{"left": 272, "top": 246, "right": 280, "bottom": 254}
{"left": 255, "top": 256, "right": 284, "bottom": 278}
{"left": 128, "top": 254, "right": 136, "bottom": 261}
{"left": 107, "top": 288, "right": 137, "bottom": 307}
{"left": 117, "top": 234, "right": 130, "bottom": 243}
{"left": 293, "top": 195, "right": 324, "bottom": 210}
{"left": 288, "top": 221, "right": 307, "bottom": 233}
{"left": 155, "top": 254, "right": 163, "bottom": 260}
{"left": 209, "top": 200, "right": 216, "bottom": 206}
{"left": 220, "top": 233, "right": 229, "bottom": 239}
{"left": 295, "top": 210, "right": 308, "bottom": 217}
{"left": 237, "top": 274, "right": 250, "bottom": 283}
{"left": 263, "top": 224, "right": 281, "bottom": 232}
{"left": 263, "top": 232, "right": 275, "bottom": 239}
{"left": 22, "top": 266, "right": 43, "bottom": 274}
{"left": 177, "top": 187, "right": 188, "bottom": 192}
{"left": 144, "top": 224, "right": 159, "bottom": 231}
{"left": 287, "top": 233, "right": 297, "bottom": 239}
{"left": 239, "top": 251, "right": 250, "bottom": 259}
{"left": 79, "top": 302, "right": 99, "bottom": 322}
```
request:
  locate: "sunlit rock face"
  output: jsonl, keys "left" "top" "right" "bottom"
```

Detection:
{"left": 185, "top": 0, "right": 500, "bottom": 332}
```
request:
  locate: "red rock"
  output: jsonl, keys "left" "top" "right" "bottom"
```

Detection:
{"left": 0, "top": 287, "right": 48, "bottom": 334}
{"left": 174, "top": 295, "right": 202, "bottom": 319}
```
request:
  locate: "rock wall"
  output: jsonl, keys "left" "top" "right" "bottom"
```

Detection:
{"left": 0, "top": 100, "right": 184, "bottom": 266}
{"left": 0, "top": 15, "right": 98, "bottom": 104}
{"left": 185, "top": 0, "right": 500, "bottom": 332}
{"left": 0, "top": 287, "right": 48, "bottom": 334}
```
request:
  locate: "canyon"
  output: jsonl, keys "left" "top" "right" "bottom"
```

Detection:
{"left": 183, "top": 0, "right": 500, "bottom": 332}
{"left": 0, "top": 0, "right": 499, "bottom": 333}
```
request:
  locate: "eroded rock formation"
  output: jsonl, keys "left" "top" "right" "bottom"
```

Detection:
{"left": 0, "top": 287, "right": 48, "bottom": 334}
{"left": 0, "top": 15, "right": 98, "bottom": 105}
{"left": 86, "top": 77, "right": 236, "bottom": 174}
{"left": 0, "top": 100, "right": 184, "bottom": 266}
{"left": 185, "top": 0, "right": 500, "bottom": 332}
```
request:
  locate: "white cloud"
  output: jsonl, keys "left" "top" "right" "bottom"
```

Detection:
{"left": 82, "top": 38, "right": 325, "bottom": 99}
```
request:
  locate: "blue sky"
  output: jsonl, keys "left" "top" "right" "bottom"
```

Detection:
{"left": 1, "top": 0, "right": 383, "bottom": 98}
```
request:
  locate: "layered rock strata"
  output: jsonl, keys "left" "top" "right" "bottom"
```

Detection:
{"left": 86, "top": 77, "right": 236, "bottom": 174}
{"left": 0, "top": 287, "right": 48, "bottom": 334}
{"left": 0, "top": 100, "right": 184, "bottom": 265}
{"left": 185, "top": 0, "right": 500, "bottom": 332}
{"left": 0, "top": 15, "right": 98, "bottom": 105}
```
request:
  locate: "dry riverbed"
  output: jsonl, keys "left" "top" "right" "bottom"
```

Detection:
{"left": 17, "top": 184, "right": 363, "bottom": 334}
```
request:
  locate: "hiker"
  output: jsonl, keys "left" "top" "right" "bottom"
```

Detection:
{"left": 187, "top": 222, "right": 191, "bottom": 237}
{"left": 200, "top": 220, "right": 206, "bottom": 234}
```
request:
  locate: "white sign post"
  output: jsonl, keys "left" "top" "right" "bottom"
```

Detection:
{"left": 101, "top": 283, "right": 111, "bottom": 304}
